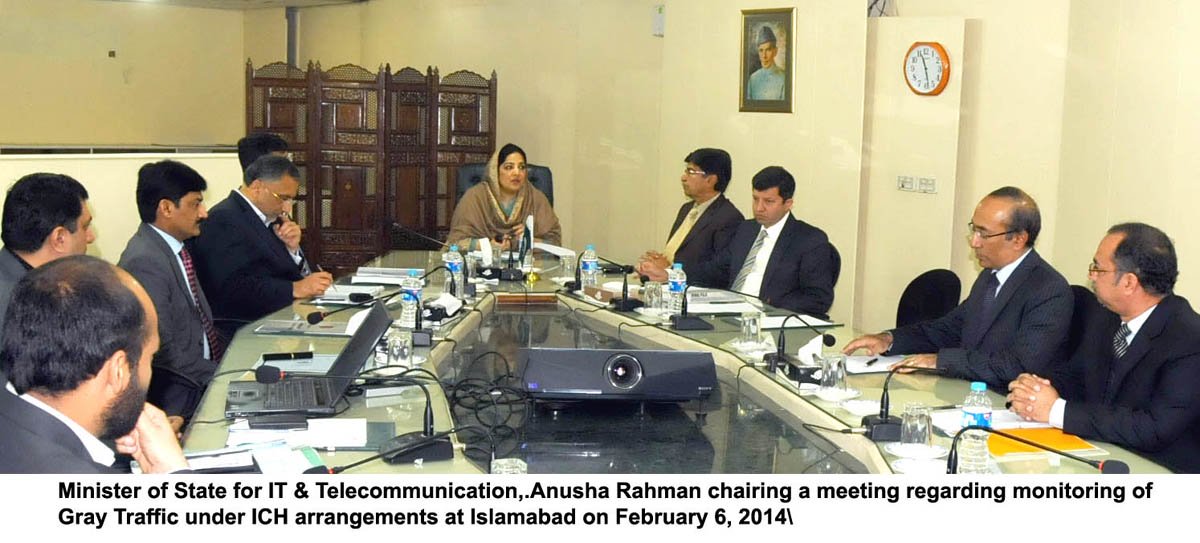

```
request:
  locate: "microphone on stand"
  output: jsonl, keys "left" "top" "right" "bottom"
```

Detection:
{"left": 303, "top": 429, "right": 458, "bottom": 473}
{"left": 861, "top": 366, "right": 944, "bottom": 441}
{"left": 670, "top": 284, "right": 713, "bottom": 330}
{"left": 307, "top": 289, "right": 405, "bottom": 325}
{"left": 389, "top": 222, "right": 449, "bottom": 249}
{"left": 946, "top": 425, "right": 1131, "bottom": 474}
{"left": 762, "top": 313, "right": 836, "bottom": 376}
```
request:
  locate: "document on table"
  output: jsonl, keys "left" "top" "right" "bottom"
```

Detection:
{"left": 761, "top": 315, "right": 837, "bottom": 329}
{"left": 687, "top": 301, "right": 762, "bottom": 315}
{"left": 845, "top": 354, "right": 906, "bottom": 374}
{"left": 931, "top": 408, "right": 1051, "bottom": 436}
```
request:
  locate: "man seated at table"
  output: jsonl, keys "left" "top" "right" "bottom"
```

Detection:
{"left": 843, "top": 187, "right": 1072, "bottom": 389}
{"left": 1008, "top": 223, "right": 1200, "bottom": 473}
{"left": 635, "top": 148, "right": 743, "bottom": 278}
{"left": 643, "top": 166, "right": 838, "bottom": 320}
{"left": 0, "top": 256, "right": 188, "bottom": 474}
{"left": 189, "top": 155, "right": 332, "bottom": 335}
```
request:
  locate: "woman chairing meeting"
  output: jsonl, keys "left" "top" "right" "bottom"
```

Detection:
{"left": 447, "top": 143, "right": 562, "bottom": 250}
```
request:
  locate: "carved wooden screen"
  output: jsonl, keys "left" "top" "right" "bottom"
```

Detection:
{"left": 247, "top": 62, "right": 496, "bottom": 272}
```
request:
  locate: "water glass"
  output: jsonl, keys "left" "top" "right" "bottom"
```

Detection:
{"left": 901, "top": 403, "right": 932, "bottom": 447}
{"left": 559, "top": 253, "right": 576, "bottom": 278}
{"left": 739, "top": 311, "right": 764, "bottom": 345}
{"left": 387, "top": 330, "right": 413, "bottom": 369}
{"left": 819, "top": 353, "right": 847, "bottom": 390}
{"left": 641, "top": 281, "right": 664, "bottom": 310}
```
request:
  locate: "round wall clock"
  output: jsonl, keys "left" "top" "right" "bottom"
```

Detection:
{"left": 904, "top": 42, "right": 950, "bottom": 96}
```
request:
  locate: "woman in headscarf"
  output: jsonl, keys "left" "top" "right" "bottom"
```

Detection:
{"left": 447, "top": 143, "right": 562, "bottom": 250}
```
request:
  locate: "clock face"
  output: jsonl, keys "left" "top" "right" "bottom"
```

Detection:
{"left": 904, "top": 42, "right": 950, "bottom": 96}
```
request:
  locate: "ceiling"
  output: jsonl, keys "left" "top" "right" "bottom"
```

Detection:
{"left": 102, "top": 0, "right": 365, "bottom": 10}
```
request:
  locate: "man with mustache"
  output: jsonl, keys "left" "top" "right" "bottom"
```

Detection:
{"left": 0, "top": 256, "right": 187, "bottom": 474}
{"left": 118, "top": 160, "right": 221, "bottom": 422}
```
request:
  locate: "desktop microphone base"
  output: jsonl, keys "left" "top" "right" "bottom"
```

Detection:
{"left": 411, "top": 329, "right": 433, "bottom": 347}
{"left": 861, "top": 414, "right": 902, "bottom": 442}
{"left": 671, "top": 315, "right": 713, "bottom": 331}
{"left": 611, "top": 298, "right": 644, "bottom": 312}
{"left": 499, "top": 268, "right": 525, "bottom": 282}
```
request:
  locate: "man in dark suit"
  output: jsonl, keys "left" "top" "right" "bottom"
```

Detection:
{"left": 636, "top": 148, "right": 743, "bottom": 278}
{"left": 0, "top": 173, "right": 94, "bottom": 385}
{"left": 843, "top": 187, "right": 1072, "bottom": 389}
{"left": 0, "top": 256, "right": 188, "bottom": 474}
{"left": 1008, "top": 223, "right": 1200, "bottom": 473}
{"left": 189, "top": 155, "right": 332, "bottom": 334}
{"left": 118, "top": 160, "right": 222, "bottom": 421}
{"left": 683, "top": 166, "right": 839, "bottom": 320}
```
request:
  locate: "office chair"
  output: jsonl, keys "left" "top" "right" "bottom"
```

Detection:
{"left": 146, "top": 364, "right": 206, "bottom": 421}
{"left": 895, "top": 268, "right": 962, "bottom": 328}
{"left": 455, "top": 162, "right": 554, "bottom": 206}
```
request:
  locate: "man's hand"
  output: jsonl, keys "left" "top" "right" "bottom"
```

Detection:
{"left": 293, "top": 271, "right": 333, "bottom": 298}
{"left": 635, "top": 260, "right": 668, "bottom": 282}
{"left": 1007, "top": 373, "right": 1058, "bottom": 422}
{"left": 273, "top": 217, "right": 303, "bottom": 252}
{"left": 114, "top": 404, "right": 189, "bottom": 474}
{"left": 894, "top": 353, "right": 937, "bottom": 373}
{"left": 842, "top": 332, "right": 892, "bottom": 356}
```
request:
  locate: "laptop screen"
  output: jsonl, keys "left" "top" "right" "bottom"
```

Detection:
{"left": 324, "top": 301, "right": 393, "bottom": 402}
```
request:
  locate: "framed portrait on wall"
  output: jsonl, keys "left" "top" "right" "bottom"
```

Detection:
{"left": 739, "top": 8, "right": 794, "bottom": 113}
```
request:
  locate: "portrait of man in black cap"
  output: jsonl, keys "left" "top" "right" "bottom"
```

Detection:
{"left": 740, "top": 9, "right": 793, "bottom": 112}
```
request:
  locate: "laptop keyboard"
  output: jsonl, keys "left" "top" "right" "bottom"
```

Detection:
{"left": 265, "top": 379, "right": 328, "bottom": 409}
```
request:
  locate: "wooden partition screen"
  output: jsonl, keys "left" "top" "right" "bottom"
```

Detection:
{"left": 246, "top": 61, "right": 497, "bottom": 273}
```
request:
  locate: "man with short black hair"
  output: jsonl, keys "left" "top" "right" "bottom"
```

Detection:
{"left": 1008, "top": 223, "right": 1200, "bottom": 473}
{"left": 844, "top": 187, "right": 1073, "bottom": 389}
{"left": 647, "top": 166, "right": 838, "bottom": 319}
{"left": 118, "top": 160, "right": 221, "bottom": 420}
{"left": 189, "top": 155, "right": 332, "bottom": 333}
{"left": 237, "top": 132, "right": 290, "bottom": 171}
{"left": 0, "top": 256, "right": 187, "bottom": 474}
{"left": 636, "top": 148, "right": 743, "bottom": 278}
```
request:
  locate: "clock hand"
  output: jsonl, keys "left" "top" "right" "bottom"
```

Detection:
{"left": 920, "top": 53, "right": 930, "bottom": 83}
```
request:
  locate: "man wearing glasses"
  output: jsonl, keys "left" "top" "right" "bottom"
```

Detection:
{"left": 843, "top": 186, "right": 1072, "bottom": 389}
{"left": 189, "top": 154, "right": 332, "bottom": 336}
{"left": 636, "top": 148, "right": 743, "bottom": 282}
{"left": 1007, "top": 223, "right": 1200, "bottom": 473}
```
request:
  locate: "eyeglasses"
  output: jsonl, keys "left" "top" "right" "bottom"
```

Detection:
{"left": 265, "top": 187, "right": 297, "bottom": 205}
{"left": 1087, "top": 262, "right": 1115, "bottom": 275}
{"left": 966, "top": 222, "right": 1015, "bottom": 241}
{"left": 684, "top": 167, "right": 707, "bottom": 177}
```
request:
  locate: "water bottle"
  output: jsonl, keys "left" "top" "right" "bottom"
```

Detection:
{"left": 580, "top": 244, "right": 600, "bottom": 288}
{"left": 958, "top": 381, "right": 993, "bottom": 474}
{"left": 443, "top": 245, "right": 466, "bottom": 299}
{"left": 667, "top": 263, "right": 687, "bottom": 316}
{"left": 398, "top": 270, "right": 423, "bottom": 329}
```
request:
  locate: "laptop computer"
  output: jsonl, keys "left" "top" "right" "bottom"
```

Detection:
{"left": 225, "top": 301, "right": 393, "bottom": 418}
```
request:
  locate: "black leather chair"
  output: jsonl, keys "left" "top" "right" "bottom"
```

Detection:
{"left": 455, "top": 162, "right": 554, "bottom": 206}
{"left": 1067, "top": 284, "right": 1106, "bottom": 357}
{"left": 895, "top": 269, "right": 962, "bottom": 328}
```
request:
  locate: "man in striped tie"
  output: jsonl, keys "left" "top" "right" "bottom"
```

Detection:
{"left": 1007, "top": 223, "right": 1200, "bottom": 473}
{"left": 686, "top": 166, "right": 839, "bottom": 320}
{"left": 636, "top": 148, "right": 744, "bottom": 281}
{"left": 118, "top": 160, "right": 223, "bottom": 423}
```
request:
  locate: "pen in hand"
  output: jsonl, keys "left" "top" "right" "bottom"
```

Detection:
{"left": 315, "top": 264, "right": 339, "bottom": 294}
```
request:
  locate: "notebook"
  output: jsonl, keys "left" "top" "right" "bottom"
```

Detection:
{"left": 225, "top": 301, "right": 392, "bottom": 418}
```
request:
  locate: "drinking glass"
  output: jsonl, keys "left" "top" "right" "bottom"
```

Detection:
{"left": 641, "top": 281, "right": 664, "bottom": 311}
{"left": 819, "top": 353, "right": 847, "bottom": 391}
{"left": 739, "top": 311, "right": 764, "bottom": 346}
{"left": 901, "top": 403, "right": 932, "bottom": 447}
{"left": 387, "top": 330, "right": 413, "bottom": 369}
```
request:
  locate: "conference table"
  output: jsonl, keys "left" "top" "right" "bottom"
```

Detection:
{"left": 181, "top": 250, "right": 1170, "bottom": 474}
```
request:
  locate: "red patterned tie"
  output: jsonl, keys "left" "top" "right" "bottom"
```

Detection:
{"left": 179, "top": 247, "right": 225, "bottom": 362}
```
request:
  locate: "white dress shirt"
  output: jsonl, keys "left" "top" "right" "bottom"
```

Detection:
{"left": 737, "top": 216, "right": 789, "bottom": 298}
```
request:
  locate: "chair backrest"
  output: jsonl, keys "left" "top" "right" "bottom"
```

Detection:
{"left": 895, "top": 268, "right": 962, "bottom": 328}
{"left": 1067, "top": 284, "right": 1106, "bottom": 357}
{"left": 455, "top": 162, "right": 554, "bottom": 206}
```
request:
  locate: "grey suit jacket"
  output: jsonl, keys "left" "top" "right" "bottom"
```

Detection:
{"left": 118, "top": 224, "right": 216, "bottom": 413}
{"left": 0, "top": 389, "right": 119, "bottom": 474}
{"left": 888, "top": 249, "right": 1073, "bottom": 389}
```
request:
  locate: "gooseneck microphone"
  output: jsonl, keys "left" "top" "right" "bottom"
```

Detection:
{"left": 304, "top": 428, "right": 462, "bottom": 474}
{"left": 670, "top": 284, "right": 713, "bottom": 330}
{"left": 861, "top": 366, "right": 944, "bottom": 441}
{"left": 946, "top": 425, "right": 1131, "bottom": 474}
{"left": 306, "top": 289, "right": 405, "bottom": 325}
{"left": 763, "top": 313, "right": 836, "bottom": 374}
{"left": 390, "top": 222, "right": 450, "bottom": 248}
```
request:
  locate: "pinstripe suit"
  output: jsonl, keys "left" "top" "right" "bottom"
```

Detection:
{"left": 888, "top": 249, "right": 1073, "bottom": 389}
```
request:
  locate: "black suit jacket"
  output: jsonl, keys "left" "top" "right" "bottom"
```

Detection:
{"left": 0, "top": 390, "right": 119, "bottom": 474}
{"left": 189, "top": 191, "right": 303, "bottom": 334}
{"left": 667, "top": 194, "right": 743, "bottom": 274}
{"left": 889, "top": 249, "right": 1072, "bottom": 389}
{"left": 1054, "top": 294, "right": 1200, "bottom": 473}
{"left": 119, "top": 223, "right": 216, "bottom": 417}
{"left": 693, "top": 215, "right": 838, "bottom": 320}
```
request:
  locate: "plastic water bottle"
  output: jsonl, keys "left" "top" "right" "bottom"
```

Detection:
{"left": 398, "top": 270, "right": 423, "bottom": 329}
{"left": 443, "top": 245, "right": 466, "bottom": 299}
{"left": 580, "top": 244, "right": 600, "bottom": 288}
{"left": 958, "top": 381, "right": 993, "bottom": 474}
{"left": 667, "top": 263, "right": 687, "bottom": 316}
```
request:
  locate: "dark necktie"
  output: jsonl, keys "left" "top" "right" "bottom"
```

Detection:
{"left": 1112, "top": 323, "right": 1131, "bottom": 359}
{"left": 179, "top": 247, "right": 225, "bottom": 362}
{"left": 980, "top": 271, "right": 1000, "bottom": 315}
